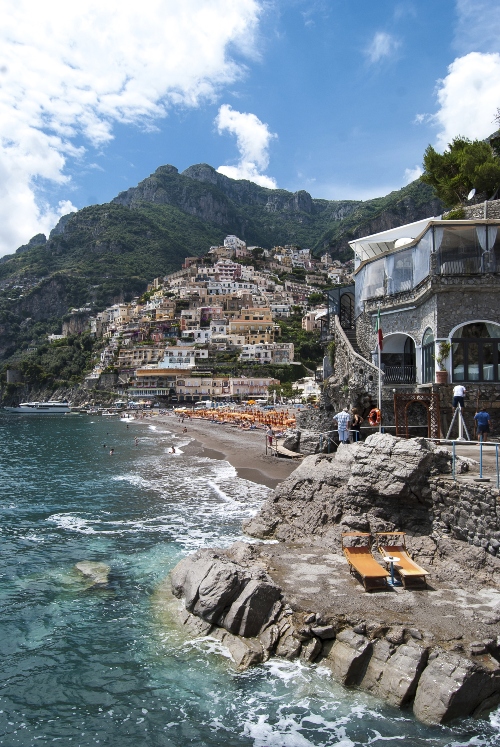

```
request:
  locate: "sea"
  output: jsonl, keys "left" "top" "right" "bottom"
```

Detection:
{"left": 0, "top": 413, "right": 499, "bottom": 747}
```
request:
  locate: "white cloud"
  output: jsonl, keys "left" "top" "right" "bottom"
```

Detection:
{"left": 0, "top": 0, "right": 261, "bottom": 256}
{"left": 215, "top": 104, "right": 277, "bottom": 188}
{"left": 433, "top": 52, "right": 500, "bottom": 149}
{"left": 404, "top": 165, "right": 423, "bottom": 183}
{"left": 365, "top": 32, "right": 401, "bottom": 64}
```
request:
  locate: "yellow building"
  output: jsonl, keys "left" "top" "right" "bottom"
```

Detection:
{"left": 228, "top": 308, "right": 278, "bottom": 344}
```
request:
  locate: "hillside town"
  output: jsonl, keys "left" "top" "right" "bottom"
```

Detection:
{"left": 77, "top": 236, "right": 352, "bottom": 403}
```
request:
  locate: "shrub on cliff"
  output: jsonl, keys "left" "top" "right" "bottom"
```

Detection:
{"left": 421, "top": 136, "right": 500, "bottom": 207}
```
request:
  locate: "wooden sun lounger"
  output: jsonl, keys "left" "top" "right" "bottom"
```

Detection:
{"left": 341, "top": 532, "right": 390, "bottom": 591}
{"left": 376, "top": 532, "right": 429, "bottom": 589}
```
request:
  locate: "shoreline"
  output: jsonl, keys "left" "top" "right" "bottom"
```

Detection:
{"left": 133, "top": 413, "right": 299, "bottom": 489}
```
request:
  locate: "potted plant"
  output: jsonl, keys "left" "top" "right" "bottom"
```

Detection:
{"left": 435, "top": 341, "right": 451, "bottom": 384}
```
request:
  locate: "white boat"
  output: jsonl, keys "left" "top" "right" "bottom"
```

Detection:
{"left": 120, "top": 413, "right": 135, "bottom": 421}
{"left": 4, "top": 400, "right": 71, "bottom": 414}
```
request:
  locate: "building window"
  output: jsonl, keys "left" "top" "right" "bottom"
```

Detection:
{"left": 452, "top": 322, "right": 500, "bottom": 382}
{"left": 422, "top": 328, "right": 434, "bottom": 384}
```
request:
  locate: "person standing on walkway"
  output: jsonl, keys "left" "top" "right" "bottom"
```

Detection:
{"left": 350, "top": 408, "right": 364, "bottom": 442}
{"left": 333, "top": 407, "right": 351, "bottom": 444}
{"left": 474, "top": 408, "right": 492, "bottom": 442}
{"left": 453, "top": 384, "right": 466, "bottom": 410}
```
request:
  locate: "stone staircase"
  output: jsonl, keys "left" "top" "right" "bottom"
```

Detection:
{"left": 344, "top": 328, "right": 365, "bottom": 358}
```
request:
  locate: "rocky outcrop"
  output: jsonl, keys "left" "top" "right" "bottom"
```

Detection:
{"left": 167, "top": 434, "right": 500, "bottom": 726}
{"left": 243, "top": 435, "right": 500, "bottom": 571}
{"left": 171, "top": 544, "right": 282, "bottom": 639}
{"left": 169, "top": 541, "right": 500, "bottom": 725}
{"left": 413, "top": 652, "right": 500, "bottom": 724}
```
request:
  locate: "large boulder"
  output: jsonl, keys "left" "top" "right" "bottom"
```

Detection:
{"left": 171, "top": 547, "right": 282, "bottom": 639}
{"left": 378, "top": 643, "right": 428, "bottom": 707}
{"left": 244, "top": 435, "right": 456, "bottom": 543}
{"left": 413, "top": 652, "right": 500, "bottom": 724}
{"left": 324, "top": 628, "right": 373, "bottom": 686}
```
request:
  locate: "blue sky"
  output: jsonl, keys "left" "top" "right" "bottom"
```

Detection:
{"left": 1, "top": 0, "right": 500, "bottom": 255}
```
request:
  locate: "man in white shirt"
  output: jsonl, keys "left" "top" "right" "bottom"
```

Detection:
{"left": 452, "top": 384, "right": 466, "bottom": 409}
{"left": 333, "top": 407, "right": 351, "bottom": 444}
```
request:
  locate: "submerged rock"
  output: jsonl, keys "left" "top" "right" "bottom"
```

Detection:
{"left": 74, "top": 561, "right": 110, "bottom": 586}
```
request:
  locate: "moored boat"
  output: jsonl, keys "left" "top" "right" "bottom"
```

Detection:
{"left": 4, "top": 400, "right": 71, "bottom": 414}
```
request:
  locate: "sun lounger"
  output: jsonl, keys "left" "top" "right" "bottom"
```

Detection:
{"left": 341, "top": 533, "right": 390, "bottom": 591}
{"left": 376, "top": 532, "right": 429, "bottom": 589}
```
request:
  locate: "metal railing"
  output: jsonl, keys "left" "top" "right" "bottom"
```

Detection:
{"left": 382, "top": 365, "right": 416, "bottom": 384}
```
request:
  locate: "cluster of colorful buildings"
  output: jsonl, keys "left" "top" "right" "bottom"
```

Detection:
{"left": 80, "top": 236, "right": 351, "bottom": 402}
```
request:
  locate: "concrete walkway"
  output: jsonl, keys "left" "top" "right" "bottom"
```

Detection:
{"left": 445, "top": 441, "right": 500, "bottom": 486}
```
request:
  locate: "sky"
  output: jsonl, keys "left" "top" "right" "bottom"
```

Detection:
{"left": 1, "top": 0, "right": 500, "bottom": 256}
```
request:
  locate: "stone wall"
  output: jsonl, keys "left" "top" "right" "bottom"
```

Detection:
{"left": 325, "top": 316, "right": 380, "bottom": 414}
{"left": 359, "top": 274, "right": 500, "bottom": 356}
{"left": 437, "top": 382, "right": 500, "bottom": 439}
{"left": 451, "top": 199, "right": 500, "bottom": 220}
{"left": 435, "top": 276, "right": 500, "bottom": 338}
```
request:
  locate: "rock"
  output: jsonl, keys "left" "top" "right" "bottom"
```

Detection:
{"left": 222, "top": 579, "right": 282, "bottom": 637}
{"left": 292, "top": 626, "right": 312, "bottom": 642}
{"left": 310, "top": 625, "right": 336, "bottom": 640}
{"left": 385, "top": 626, "right": 405, "bottom": 646}
{"left": 74, "top": 561, "right": 110, "bottom": 586}
{"left": 352, "top": 623, "right": 366, "bottom": 635}
{"left": 325, "top": 628, "right": 373, "bottom": 687}
{"left": 301, "top": 637, "right": 322, "bottom": 663}
{"left": 259, "top": 624, "right": 280, "bottom": 657}
{"left": 192, "top": 559, "right": 245, "bottom": 622}
{"left": 408, "top": 628, "right": 423, "bottom": 640}
{"left": 360, "top": 638, "right": 393, "bottom": 694}
{"left": 413, "top": 652, "right": 500, "bottom": 724}
{"left": 179, "top": 609, "right": 213, "bottom": 637}
{"left": 378, "top": 643, "right": 428, "bottom": 707}
{"left": 276, "top": 632, "right": 302, "bottom": 660}
{"left": 298, "top": 430, "right": 322, "bottom": 455}
{"left": 171, "top": 548, "right": 282, "bottom": 638}
{"left": 170, "top": 551, "right": 216, "bottom": 610}
{"left": 304, "top": 613, "right": 316, "bottom": 624}
{"left": 210, "top": 627, "right": 265, "bottom": 669}
{"left": 242, "top": 515, "right": 279, "bottom": 539}
{"left": 282, "top": 431, "right": 300, "bottom": 452}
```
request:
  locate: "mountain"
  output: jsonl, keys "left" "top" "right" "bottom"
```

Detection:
{"left": 0, "top": 164, "right": 442, "bottom": 363}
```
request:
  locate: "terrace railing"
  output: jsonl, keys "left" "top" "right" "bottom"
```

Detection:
{"left": 382, "top": 365, "right": 416, "bottom": 384}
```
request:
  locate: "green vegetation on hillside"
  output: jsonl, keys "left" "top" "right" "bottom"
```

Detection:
{"left": 1, "top": 333, "right": 97, "bottom": 391}
{"left": 278, "top": 313, "right": 323, "bottom": 371}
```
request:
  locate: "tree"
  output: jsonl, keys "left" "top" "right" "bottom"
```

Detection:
{"left": 308, "top": 291, "right": 325, "bottom": 306}
{"left": 421, "top": 137, "right": 500, "bottom": 207}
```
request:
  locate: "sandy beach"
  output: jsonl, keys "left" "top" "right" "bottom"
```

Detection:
{"left": 133, "top": 412, "right": 299, "bottom": 489}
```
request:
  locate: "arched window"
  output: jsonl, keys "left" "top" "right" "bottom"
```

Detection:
{"left": 422, "top": 328, "right": 434, "bottom": 384}
{"left": 452, "top": 322, "right": 500, "bottom": 382}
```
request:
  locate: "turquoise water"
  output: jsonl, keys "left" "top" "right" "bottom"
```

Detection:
{"left": 0, "top": 414, "right": 498, "bottom": 747}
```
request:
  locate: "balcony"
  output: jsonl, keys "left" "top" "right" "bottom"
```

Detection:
{"left": 383, "top": 365, "right": 416, "bottom": 384}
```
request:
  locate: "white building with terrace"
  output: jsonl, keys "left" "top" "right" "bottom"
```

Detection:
{"left": 325, "top": 210, "right": 500, "bottom": 438}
